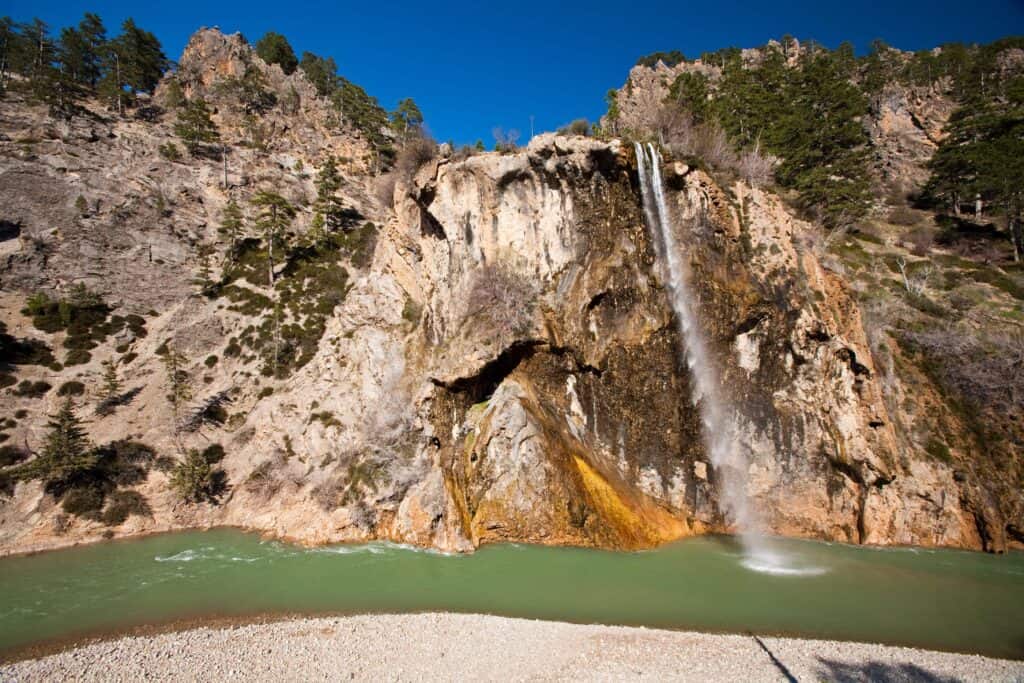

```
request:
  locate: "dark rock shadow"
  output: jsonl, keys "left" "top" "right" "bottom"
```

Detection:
{"left": 815, "top": 657, "right": 963, "bottom": 683}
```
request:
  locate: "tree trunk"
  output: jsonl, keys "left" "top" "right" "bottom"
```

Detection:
{"left": 1011, "top": 214, "right": 1022, "bottom": 264}
{"left": 115, "top": 53, "right": 122, "bottom": 116}
{"left": 268, "top": 205, "right": 278, "bottom": 374}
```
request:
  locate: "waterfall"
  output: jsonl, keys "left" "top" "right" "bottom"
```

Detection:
{"left": 636, "top": 143, "right": 809, "bottom": 573}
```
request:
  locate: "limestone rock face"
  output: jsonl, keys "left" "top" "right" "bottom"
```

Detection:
{"left": 0, "top": 30, "right": 1018, "bottom": 556}
{"left": 866, "top": 84, "right": 956, "bottom": 192}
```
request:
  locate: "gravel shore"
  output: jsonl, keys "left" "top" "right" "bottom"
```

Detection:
{"left": 2, "top": 613, "right": 1022, "bottom": 682}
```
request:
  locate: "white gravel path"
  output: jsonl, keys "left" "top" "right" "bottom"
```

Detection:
{"left": 2, "top": 613, "right": 1022, "bottom": 682}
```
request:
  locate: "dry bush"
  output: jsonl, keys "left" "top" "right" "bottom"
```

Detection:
{"left": 244, "top": 454, "right": 288, "bottom": 500}
{"left": 492, "top": 127, "right": 520, "bottom": 152}
{"left": 906, "top": 226, "right": 934, "bottom": 256}
{"left": 394, "top": 134, "right": 438, "bottom": 182}
{"left": 737, "top": 143, "right": 778, "bottom": 188}
{"left": 451, "top": 145, "right": 481, "bottom": 161}
{"left": 902, "top": 326, "right": 1024, "bottom": 419}
{"left": 464, "top": 265, "right": 538, "bottom": 340}
{"left": 656, "top": 103, "right": 777, "bottom": 184}
{"left": 888, "top": 205, "right": 920, "bottom": 226}
{"left": 374, "top": 173, "right": 398, "bottom": 208}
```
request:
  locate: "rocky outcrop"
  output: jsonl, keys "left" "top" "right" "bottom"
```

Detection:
{"left": 0, "top": 29, "right": 1018, "bottom": 556}
{"left": 866, "top": 83, "right": 955, "bottom": 193}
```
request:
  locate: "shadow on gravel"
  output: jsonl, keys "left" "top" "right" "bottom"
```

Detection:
{"left": 814, "top": 658, "right": 963, "bottom": 683}
{"left": 752, "top": 635, "right": 797, "bottom": 683}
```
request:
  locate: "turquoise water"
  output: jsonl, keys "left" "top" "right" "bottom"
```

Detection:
{"left": 1, "top": 530, "right": 1022, "bottom": 658}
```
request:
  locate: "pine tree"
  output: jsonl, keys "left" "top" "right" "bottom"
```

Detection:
{"left": 255, "top": 32, "right": 297, "bottom": 75}
{"left": 101, "top": 359, "right": 121, "bottom": 402}
{"left": 251, "top": 191, "right": 295, "bottom": 375}
{"left": 313, "top": 155, "right": 345, "bottom": 236}
{"left": 773, "top": 49, "right": 872, "bottom": 227}
{"left": 59, "top": 13, "right": 106, "bottom": 88}
{"left": 604, "top": 90, "right": 620, "bottom": 133}
{"left": 169, "top": 448, "right": 214, "bottom": 503}
{"left": 925, "top": 74, "right": 1024, "bottom": 260}
{"left": 194, "top": 244, "right": 215, "bottom": 294}
{"left": 390, "top": 97, "right": 423, "bottom": 143}
{"left": 251, "top": 191, "right": 296, "bottom": 276}
{"left": 299, "top": 51, "right": 338, "bottom": 97}
{"left": 18, "top": 18, "right": 54, "bottom": 82}
{"left": 37, "top": 396, "right": 97, "bottom": 488}
{"left": 162, "top": 345, "right": 192, "bottom": 426}
{"left": 0, "top": 17, "right": 17, "bottom": 90}
{"left": 116, "top": 18, "right": 166, "bottom": 93}
{"left": 163, "top": 76, "right": 184, "bottom": 108}
{"left": 174, "top": 98, "right": 220, "bottom": 153}
{"left": 219, "top": 198, "right": 245, "bottom": 260}
{"left": 667, "top": 72, "right": 710, "bottom": 123}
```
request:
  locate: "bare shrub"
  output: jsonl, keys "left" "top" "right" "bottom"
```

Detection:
{"left": 690, "top": 122, "right": 737, "bottom": 170}
{"left": 737, "top": 142, "right": 778, "bottom": 188}
{"left": 800, "top": 224, "right": 849, "bottom": 261}
{"left": 374, "top": 173, "right": 398, "bottom": 208}
{"left": 464, "top": 265, "right": 538, "bottom": 340}
{"left": 492, "top": 127, "right": 520, "bottom": 152}
{"left": 558, "top": 119, "right": 591, "bottom": 136}
{"left": 906, "top": 226, "right": 934, "bottom": 256}
{"left": 451, "top": 145, "right": 481, "bottom": 161}
{"left": 896, "top": 256, "right": 933, "bottom": 296}
{"left": 244, "top": 455, "right": 287, "bottom": 500}
{"left": 656, "top": 103, "right": 774, "bottom": 180}
{"left": 902, "top": 326, "right": 1024, "bottom": 420}
{"left": 888, "top": 205, "right": 920, "bottom": 226}
{"left": 394, "top": 134, "right": 437, "bottom": 183}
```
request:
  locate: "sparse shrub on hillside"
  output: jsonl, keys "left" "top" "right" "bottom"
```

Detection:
{"left": 64, "top": 349, "right": 91, "bottom": 366}
{"left": 163, "top": 77, "right": 185, "bottom": 109}
{"left": 925, "top": 437, "right": 953, "bottom": 464}
{"left": 244, "top": 456, "right": 289, "bottom": 500}
{"left": 558, "top": 119, "right": 591, "bottom": 137}
{"left": 23, "top": 286, "right": 114, "bottom": 355}
{"left": 158, "top": 142, "right": 182, "bottom": 161}
{"left": 14, "top": 380, "right": 51, "bottom": 398}
{"left": 492, "top": 127, "right": 520, "bottom": 153}
{"left": 215, "top": 67, "right": 277, "bottom": 115}
{"left": 465, "top": 265, "right": 538, "bottom": 340}
{"left": 394, "top": 134, "right": 438, "bottom": 183}
{"left": 0, "top": 445, "right": 29, "bottom": 468}
{"left": 737, "top": 143, "right": 777, "bottom": 188}
{"left": 169, "top": 448, "right": 228, "bottom": 503}
{"left": 100, "top": 490, "right": 151, "bottom": 526}
{"left": 374, "top": 173, "right": 398, "bottom": 208}
{"left": 899, "top": 327, "right": 1024, "bottom": 440}
{"left": 61, "top": 485, "right": 104, "bottom": 518}
{"left": 636, "top": 50, "right": 686, "bottom": 68}
{"left": 888, "top": 206, "right": 920, "bottom": 226}
{"left": 57, "top": 380, "right": 85, "bottom": 397}
{"left": 906, "top": 227, "right": 934, "bottom": 257}
{"left": 0, "top": 320, "right": 55, "bottom": 367}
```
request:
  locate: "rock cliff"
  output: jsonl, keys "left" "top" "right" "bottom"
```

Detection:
{"left": 0, "top": 29, "right": 1020, "bottom": 554}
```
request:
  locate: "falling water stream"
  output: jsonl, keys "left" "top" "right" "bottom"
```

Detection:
{"left": 634, "top": 143, "right": 817, "bottom": 576}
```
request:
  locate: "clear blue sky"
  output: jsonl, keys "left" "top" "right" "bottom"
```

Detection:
{"left": 4, "top": 0, "right": 1024, "bottom": 144}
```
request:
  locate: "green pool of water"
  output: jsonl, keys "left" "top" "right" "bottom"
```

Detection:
{"left": 1, "top": 530, "right": 1022, "bottom": 659}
